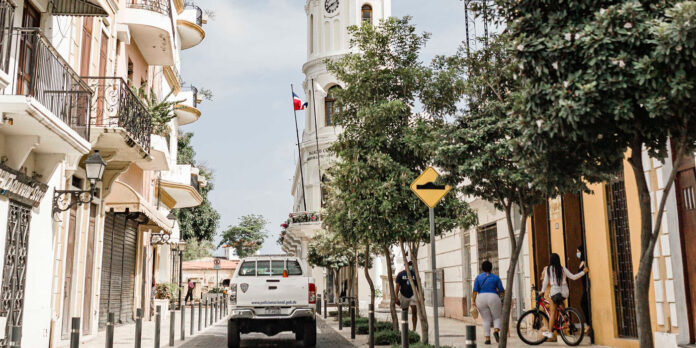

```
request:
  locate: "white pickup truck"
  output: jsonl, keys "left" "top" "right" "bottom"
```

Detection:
{"left": 228, "top": 255, "right": 317, "bottom": 348}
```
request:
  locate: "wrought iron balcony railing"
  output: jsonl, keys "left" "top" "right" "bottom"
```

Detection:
{"left": 190, "top": 173, "right": 201, "bottom": 193}
{"left": 2, "top": 28, "right": 92, "bottom": 141}
{"left": 184, "top": 2, "right": 203, "bottom": 26}
{"left": 83, "top": 77, "right": 152, "bottom": 152}
{"left": 126, "top": 0, "right": 170, "bottom": 16}
{"left": 0, "top": 0, "right": 14, "bottom": 74}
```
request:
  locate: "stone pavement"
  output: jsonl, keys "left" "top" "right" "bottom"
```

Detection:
{"left": 68, "top": 304, "right": 228, "bottom": 348}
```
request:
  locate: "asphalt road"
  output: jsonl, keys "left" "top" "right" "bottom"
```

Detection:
{"left": 178, "top": 317, "right": 355, "bottom": 348}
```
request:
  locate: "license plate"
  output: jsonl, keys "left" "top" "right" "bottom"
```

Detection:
{"left": 266, "top": 307, "right": 281, "bottom": 315}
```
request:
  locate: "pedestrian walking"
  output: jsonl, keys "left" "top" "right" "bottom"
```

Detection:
{"left": 394, "top": 260, "right": 418, "bottom": 330}
{"left": 185, "top": 279, "right": 195, "bottom": 304}
{"left": 471, "top": 260, "right": 504, "bottom": 345}
{"left": 540, "top": 253, "right": 588, "bottom": 338}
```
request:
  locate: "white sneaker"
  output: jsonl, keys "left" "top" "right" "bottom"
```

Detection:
{"left": 542, "top": 331, "right": 554, "bottom": 338}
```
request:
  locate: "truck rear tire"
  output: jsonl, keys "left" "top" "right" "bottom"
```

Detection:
{"left": 303, "top": 319, "right": 317, "bottom": 347}
{"left": 228, "top": 319, "right": 240, "bottom": 348}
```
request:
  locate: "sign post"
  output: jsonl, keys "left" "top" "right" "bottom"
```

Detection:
{"left": 410, "top": 167, "right": 452, "bottom": 348}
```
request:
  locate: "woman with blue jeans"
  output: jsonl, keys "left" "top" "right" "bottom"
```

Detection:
{"left": 472, "top": 260, "right": 504, "bottom": 344}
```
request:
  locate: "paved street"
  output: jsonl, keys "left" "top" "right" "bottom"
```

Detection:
{"left": 178, "top": 317, "right": 355, "bottom": 348}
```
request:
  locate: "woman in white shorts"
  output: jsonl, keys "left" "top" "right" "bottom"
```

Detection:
{"left": 541, "top": 253, "right": 588, "bottom": 338}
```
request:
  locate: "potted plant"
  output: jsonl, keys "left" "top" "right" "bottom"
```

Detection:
{"left": 154, "top": 282, "right": 178, "bottom": 311}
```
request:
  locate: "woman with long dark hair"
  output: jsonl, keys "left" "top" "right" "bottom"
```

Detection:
{"left": 540, "top": 253, "right": 588, "bottom": 338}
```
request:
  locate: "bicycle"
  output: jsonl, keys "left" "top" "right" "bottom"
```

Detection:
{"left": 516, "top": 287, "right": 585, "bottom": 346}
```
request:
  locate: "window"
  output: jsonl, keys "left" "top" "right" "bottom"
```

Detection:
{"left": 257, "top": 260, "right": 271, "bottom": 276}
{"left": 239, "top": 261, "right": 256, "bottom": 276}
{"left": 309, "top": 14, "right": 314, "bottom": 54}
{"left": 361, "top": 4, "right": 372, "bottom": 24}
{"left": 287, "top": 260, "right": 303, "bottom": 276}
{"left": 324, "top": 86, "right": 341, "bottom": 126}
{"left": 271, "top": 260, "right": 285, "bottom": 276}
{"left": 477, "top": 223, "right": 499, "bottom": 275}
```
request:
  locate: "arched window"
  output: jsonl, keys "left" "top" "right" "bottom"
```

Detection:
{"left": 324, "top": 86, "right": 340, "bottom": 126}
{"left": 309, "top": 14, "right": 314, "bottom": 54}
{"left": 361, "top": 4, "right": 372, "bottom": 24}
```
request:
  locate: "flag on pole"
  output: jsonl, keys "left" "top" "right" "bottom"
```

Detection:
{"left": 293, "top": 92, "right": 308, "bottom": 111}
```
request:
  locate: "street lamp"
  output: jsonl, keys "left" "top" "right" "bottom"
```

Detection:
{"left": 171, "top": 241, "right": 186, "bottom": 307}
{"left": 53, "top": 151, "right": 106, "bottom": 216}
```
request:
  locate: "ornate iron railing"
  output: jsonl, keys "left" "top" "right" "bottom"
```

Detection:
{"left": 184, "top": 2, "right": 203, "bottom": 26}
{"left": 83, "top": 77, "right": 152, "bottom": 152}
{"left": 0, "top": 0, "right": 14, "bottom": 74}
{"left": 2, "top": 28, "right": 92, "bottom": 141}
{"left": 126, "top": 0, "right": 170, "bottom": 15}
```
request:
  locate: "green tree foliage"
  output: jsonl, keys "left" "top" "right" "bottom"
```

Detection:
{"left": 131, "top": 85, "right": 182, "bottom": 136}
{"left": 434, "top": 34, "right": 542, "bottom": 347}
{"left": 182, "top": 239, "right": 215, "bottom": 261}
{"left": 175, "top": 132, "right": 220, "bottom": 241}
{"left": 500, "top": 1, "right": 696, "bottom": 345}
{"left": 220, "top": 215, "right": 268, "bottom": 258}
{"left": 324, "top": 17, "right": 476, "bottom": 342}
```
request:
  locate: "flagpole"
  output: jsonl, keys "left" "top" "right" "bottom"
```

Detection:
{"left": 311, "top": 78, "right": 323, "bottom": 207}
{"left": 291, "top": 84, "right": 308, "bottom": 212}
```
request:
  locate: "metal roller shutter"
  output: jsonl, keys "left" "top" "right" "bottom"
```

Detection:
{"left": 120, "top": 218, "right": 138, "bottom": 323}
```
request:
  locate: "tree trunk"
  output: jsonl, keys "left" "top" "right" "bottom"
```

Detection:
{"left": 384, "top": 245, "right": 399, "bottom": 330}
{"left": 333, "top": 268, "right": 340, "bottom": 304}
{"left": 402, "top": 241, "right": 429, "bottom": 344}
{"left": 365, "top": 243, "right": 376, "bottom": 313}
{"left": 498, "top": 206, "right": 528, "bottom": 348}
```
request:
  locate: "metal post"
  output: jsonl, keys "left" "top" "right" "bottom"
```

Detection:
{"left": 401, "top": 309, "right": 409, "bottom": 348}
{"left": 214, "top": 298, "right": 218, "bottom": 322}
{"left": 317, "top": 294, "right": 321, "bottom": 313}
{"left": 465, "top": 325, "right": 477, "bottom": 348}
{"left": 135, "top": 308, "right": 142, "bottom": 348}
{"left": 198, "top": 300, "right": 202, "bottom": 331}
{"left": 181, "top": 301, "right": 186, "bottom": 340}
{"left": 350, "top": 298, "right": 356, "bottom": 340}
{"left": 106, "top": 312, "right": 115, "bottom": 348}
{"left": 369, "top": 303, "right": 375, "bottom": 348}
{"left": 70, "top": 317, "right": 80, "bottom": 348}
{"left": 169, "top": 308, "right": 175, "bottom": 346}
{"left": 190, "top": 303, "right": 194, "bottom": 335}
{"left": 323, "top": 296, "right": 328, "bottom": 318}
{"left": 155, "top": 306, "right": 161, "bottom": 348}
{"left": 429, "top": 207, "right": 440, "bottom": 348}
{"left": 338, "top": 300, "right": 343, "bottom": 330}
{"left": 178, "top": 250, "right": 183, "bottom": 307}
{"left": 8, "top": 326, "right": 21, "bottom": 348}
{"left": 204, "top": 299, "right": 208, "bottom": 327}
{"left": 210, "top": 298, "right": 214, "bottom": 324}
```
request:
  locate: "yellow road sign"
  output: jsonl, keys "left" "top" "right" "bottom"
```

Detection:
{"left": 410, "top": 167, "right": 452, "bottom": 208}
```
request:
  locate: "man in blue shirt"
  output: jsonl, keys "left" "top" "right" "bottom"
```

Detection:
{"left": 395, "top": 261, "right": 418, "bottom": 330}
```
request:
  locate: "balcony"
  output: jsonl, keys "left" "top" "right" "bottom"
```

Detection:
{"left": 174, "top": 85, "right": 201, "bottom": 125}
{"left": 120, "top": 0, "right": 175, "bottom": 65}
{"left": 158, "top": 164, "right": 203, "bottom": 208}
{"left": 284, "top": 211, "right": 323, "bottom": 241}
{"left": 177, "top": 2, "right": 205, "bottom": 50}
{"left": 0, "top": 28, "right": 92, "bottom": 166}
{"left": 0, "top": 0, "right": 14, "bottom": 89}
{"left": 138, "top": 134, "right": 170, "bottom": 171}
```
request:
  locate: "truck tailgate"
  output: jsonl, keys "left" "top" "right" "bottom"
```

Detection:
{"left": 236, "top": 276, "right": 310, "bottom": 307}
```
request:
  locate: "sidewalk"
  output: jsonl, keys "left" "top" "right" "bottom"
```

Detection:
{"left": 69, "top": 304, "right": 229, "bottom": 348}
{"left": 322, "top": 309, "right": 609, "bottom": 348}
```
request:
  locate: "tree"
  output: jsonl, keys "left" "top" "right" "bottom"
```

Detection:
{"left": 307, "top": 231, "right": 351, "bottom": 303}
{"left": 434, "top": 33, "right": 543, "bottom": 347}
{"left": 183, "top": 239, "right": 215, "bottom": 261}
{"left": 500, "top": 1, "right": 696, "bottom": 346}
{"left": 324, "top": 17, "right": 475, "bottom": 343}
{"left": 220, "top": 215, "right": 268, "bottom": 258}
{"left": 175, "top": 132, "right": 220, "bottom": 241}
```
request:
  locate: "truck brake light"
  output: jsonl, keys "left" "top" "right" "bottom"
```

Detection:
{"left": 230, "top": 283, "right": 237, "bottom": 305}
{"left": 308, "top": 283, "right": 316, "bottom": 304}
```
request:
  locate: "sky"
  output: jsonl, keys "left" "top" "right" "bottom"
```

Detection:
{"left": 179, "top": 0, "right": 470, "bottom": 254}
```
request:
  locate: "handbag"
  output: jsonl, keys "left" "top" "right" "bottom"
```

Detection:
{"left": 470, "top": 305, "right": 479, "bottom": 319}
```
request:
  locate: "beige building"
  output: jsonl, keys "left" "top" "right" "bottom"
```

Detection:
{"left": 182, "top": 257, "right": 238, "bottom": 299}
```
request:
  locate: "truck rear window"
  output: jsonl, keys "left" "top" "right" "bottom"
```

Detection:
{"left": 237, "top": 259, "right": 304, "bottom": 276}
{"left": 238, "top": 261, "right": 256, "bottom": 276}
{"left": 287, "top": 260, "right": 302, "bottom": 275}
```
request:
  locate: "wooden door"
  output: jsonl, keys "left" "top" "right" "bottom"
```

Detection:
{"left": 61, "top": 204, "right": 78, "bottom": 339}
{"left": 79, "top": 17, "right": 92, "bottom": 77}
{"left": 562, "top": 194, "right": 589, "bottom": 322}
{"left": 82, "top": 204, "right": 98, "bottom": 335}
{"left": 675, "top": 155, "right": 696, "bottom": 343}
{"left": 531, "top": 202, "right": 551, "bottom": 288}
{"left": 96, "top": 32, "right": 108, "bottom": 125}
{"left": 15, "top": 3, "right": 39, "bottom": 95}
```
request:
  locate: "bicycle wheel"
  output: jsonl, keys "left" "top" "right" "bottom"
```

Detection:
{"left": 517, "top": 309, "right": 549, "bottom": 345}
{"left": 559, "top": 307, "right": 585, "bottom": 346}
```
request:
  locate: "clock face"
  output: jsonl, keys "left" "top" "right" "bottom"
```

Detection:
{"left": 324, "top": 0, "right": 339, "bottom": 14}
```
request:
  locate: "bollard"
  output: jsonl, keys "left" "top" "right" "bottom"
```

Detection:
{"left": 317, "top": 294, "right": 322, "bottom": 314}
{"left": 181, "top": 301, "right": 186, "bottom": 340}
{"left": 198, "top": 300, "right": 202, "bottom": 331}
{"left": 190, "top": 303, "right": 194, "bottom": 335}
{"left": 338, "top": 299, "right": 343, "bottom": 330}
{"left": 204, "top": 299, "right": 209, "bottom": 327}
{"left": 368, "top": 304, "right": 375, "bottom": 348}
{"left": 154, "top": 306, "right": 161, "bottom": 348}
{"left": 210, "top": 298, "right": 214, "bottom": 323}
{"left": 465, "top": 325, "right": 477, "bottom": 348}
{"left": 70, "top": 318, "right": 80, "bottom": 348}
{"left": 135, "top": 308, "right": 142, "bottom": 348}
{"left": 8, "top": 326, "right": 21, "bottom": 348}
{"left": 214, "top": 298, "right": 218, "bottom": 322}
{"left": 324, "top": 296, "right": 328, "bottom": 318}
{"left": 169, "top": 308, "right": 175, "bottom": 346}
{"left": 401, "top": 309, "right": 409, "bottom": 348}
{"left": 216, "top": 298, "right": 219, "bottom": 321}
{"left": 106, "top": 312, "right": 115, "bottom": 348}
{"left": 350, "top": 298, "right": 356, "bottom": 340}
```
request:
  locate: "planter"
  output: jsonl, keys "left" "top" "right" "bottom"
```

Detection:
{"left": 153, "top": 298, "right": 171, "bottom": 312}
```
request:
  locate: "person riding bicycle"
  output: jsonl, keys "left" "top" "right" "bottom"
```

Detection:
{"left": 540, "top": 253, "right": 588, "bottom": 338}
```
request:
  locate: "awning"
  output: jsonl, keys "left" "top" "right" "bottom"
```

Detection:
{"left": 105, "top": 180, "right": 174, "bottom": 233}
{"left": 52, "top": 0, "right": 108, "bottom": 17}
